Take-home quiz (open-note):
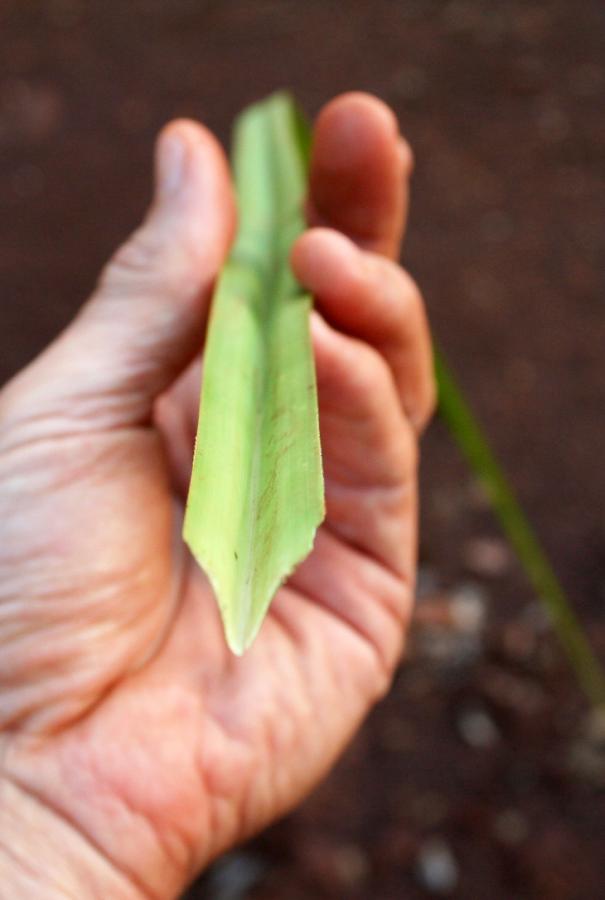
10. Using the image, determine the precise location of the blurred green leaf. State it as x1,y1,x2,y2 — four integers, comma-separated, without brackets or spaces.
435,350,605,707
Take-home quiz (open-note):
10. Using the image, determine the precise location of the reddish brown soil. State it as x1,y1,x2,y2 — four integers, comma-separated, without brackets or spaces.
1,2,604,898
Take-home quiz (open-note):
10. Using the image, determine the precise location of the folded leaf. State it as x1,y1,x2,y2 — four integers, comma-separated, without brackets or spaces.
184,92,324,655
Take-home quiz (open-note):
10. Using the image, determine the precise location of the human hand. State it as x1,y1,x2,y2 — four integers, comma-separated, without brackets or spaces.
0,94,434,899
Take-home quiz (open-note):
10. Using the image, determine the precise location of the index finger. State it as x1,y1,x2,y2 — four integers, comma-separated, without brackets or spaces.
307,93,412,260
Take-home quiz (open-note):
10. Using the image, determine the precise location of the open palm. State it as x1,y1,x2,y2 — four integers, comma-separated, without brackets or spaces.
0,95,434,899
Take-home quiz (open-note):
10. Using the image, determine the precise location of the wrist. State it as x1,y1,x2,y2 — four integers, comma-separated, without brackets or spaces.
0,776,144,900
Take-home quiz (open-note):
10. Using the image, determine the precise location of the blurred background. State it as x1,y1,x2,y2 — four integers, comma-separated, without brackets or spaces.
1,1,604,897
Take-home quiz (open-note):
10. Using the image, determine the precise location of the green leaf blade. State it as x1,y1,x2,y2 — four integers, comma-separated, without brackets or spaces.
435,349,605,707
183,93,324,654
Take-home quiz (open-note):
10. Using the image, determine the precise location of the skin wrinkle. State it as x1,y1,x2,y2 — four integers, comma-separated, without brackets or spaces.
299,523,414,630
304,240,421,343
200,615,319,841
0,428,177,736
1,685,109,736
100,230,202,297
1,655,133,733
0,612,158,732
193,734,246,870
317,394,415,475
200,710,283,865
309,203,397,250
0,556,160,632
39,690,210,897
0,772,150,900
320,335,396,404
203,613,351,860
0,550,158,614
322,476,416,573
0,586,156,656
0,564,169,732
320,420,416,484
290,561,405,684
0,365,154,435
259,619,314,782
0,838,78,899
0,425,160,478
268,589,387,731
96,767,191,892
271,596,389,763
1,538,187,735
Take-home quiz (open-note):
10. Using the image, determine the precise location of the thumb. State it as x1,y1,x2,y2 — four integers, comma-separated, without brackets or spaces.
1,120,235,434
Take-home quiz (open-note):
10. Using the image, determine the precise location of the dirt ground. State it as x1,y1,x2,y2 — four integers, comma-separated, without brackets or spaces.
1,1,604,897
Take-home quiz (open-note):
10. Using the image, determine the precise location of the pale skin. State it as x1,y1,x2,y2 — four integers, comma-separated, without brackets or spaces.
0,94,434,899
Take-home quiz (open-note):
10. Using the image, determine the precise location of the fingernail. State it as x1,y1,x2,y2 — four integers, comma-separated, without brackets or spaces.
157,131,186,197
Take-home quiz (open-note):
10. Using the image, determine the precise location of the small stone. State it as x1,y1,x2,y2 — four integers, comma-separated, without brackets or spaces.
415,838,459,894
411,583,487,669
204,851,267,900
450,584,486,634
463,536,511,577
456,706,500,748
299,838,370,892
413,594,453,629
568,709,605,787
410,619,478,666
480,666,547,717
330,844,369,890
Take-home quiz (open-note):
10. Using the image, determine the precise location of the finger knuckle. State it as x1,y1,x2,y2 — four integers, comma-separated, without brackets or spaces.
394,269,423,325
105,227,163,281
353,342,394,396
370,263,424,344
100,229,200,305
